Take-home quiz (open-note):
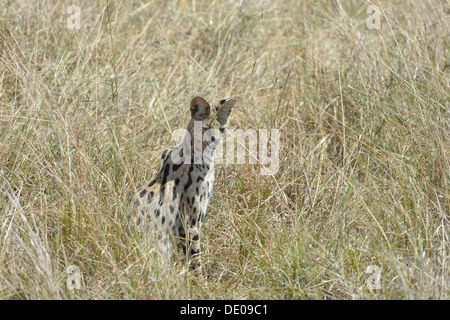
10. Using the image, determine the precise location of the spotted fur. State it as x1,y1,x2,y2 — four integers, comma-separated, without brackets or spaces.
130,96,236,271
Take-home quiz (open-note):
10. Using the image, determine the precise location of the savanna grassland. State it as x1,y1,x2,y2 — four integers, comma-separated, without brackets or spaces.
0,0,448,299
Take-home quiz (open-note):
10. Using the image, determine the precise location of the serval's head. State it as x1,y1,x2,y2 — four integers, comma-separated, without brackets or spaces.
187,96,236,151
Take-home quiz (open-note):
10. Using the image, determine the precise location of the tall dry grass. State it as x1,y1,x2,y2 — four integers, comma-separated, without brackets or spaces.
0,0,448,299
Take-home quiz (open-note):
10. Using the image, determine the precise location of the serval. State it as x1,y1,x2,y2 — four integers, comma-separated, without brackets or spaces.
130,96,236,271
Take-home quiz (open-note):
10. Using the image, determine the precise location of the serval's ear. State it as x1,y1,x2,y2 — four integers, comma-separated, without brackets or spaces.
217,98,236,125
190,96,211,120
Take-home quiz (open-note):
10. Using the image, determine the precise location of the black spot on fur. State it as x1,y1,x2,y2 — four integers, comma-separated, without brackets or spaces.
148,180,155,188
170,206,174,213
192,235,199,241
172,186,177,200
161,163,171,187
162,149,168,159
172,163,182,172
147,191,154,204
192,219,196,226
196,176,204,182
134,199,140,206
139,189,147,198
155,209,160,217
184,179,192,192
175,178,180,185
184,165,194,191
161,216,165,224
